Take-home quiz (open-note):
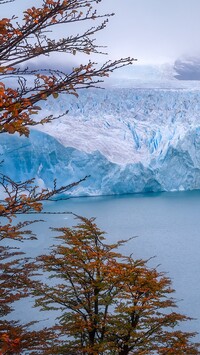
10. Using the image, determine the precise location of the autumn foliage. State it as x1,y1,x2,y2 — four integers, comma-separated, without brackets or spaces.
0,0,134,136
0,0,200,354
33,216,200,355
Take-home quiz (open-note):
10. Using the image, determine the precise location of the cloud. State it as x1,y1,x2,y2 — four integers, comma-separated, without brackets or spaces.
19,53,78,73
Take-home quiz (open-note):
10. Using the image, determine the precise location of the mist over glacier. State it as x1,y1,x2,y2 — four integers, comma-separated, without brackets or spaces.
2,72,200,196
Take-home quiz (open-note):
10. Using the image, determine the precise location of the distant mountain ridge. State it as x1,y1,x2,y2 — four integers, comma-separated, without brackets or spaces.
174,56,200,80
111,58,200,84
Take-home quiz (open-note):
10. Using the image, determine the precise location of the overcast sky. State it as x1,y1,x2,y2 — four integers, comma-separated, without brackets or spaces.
2,0,200,65
100,0,200,64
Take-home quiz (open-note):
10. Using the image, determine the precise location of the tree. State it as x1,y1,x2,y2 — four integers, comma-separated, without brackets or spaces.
0,177,85,354
0,0,134,352
0,0,134,136
34,216,200,355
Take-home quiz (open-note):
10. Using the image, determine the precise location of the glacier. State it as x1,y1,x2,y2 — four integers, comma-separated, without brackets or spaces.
2,80,200,196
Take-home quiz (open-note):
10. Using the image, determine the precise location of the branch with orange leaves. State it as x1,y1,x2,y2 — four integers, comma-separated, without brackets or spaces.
0,58,135,136
0,0,114,67
0,173,88,222
0,0,136,137
0,320,57,355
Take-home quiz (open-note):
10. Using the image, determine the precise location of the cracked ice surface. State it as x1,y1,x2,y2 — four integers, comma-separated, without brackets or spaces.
37,88,200,164
2,84,200,196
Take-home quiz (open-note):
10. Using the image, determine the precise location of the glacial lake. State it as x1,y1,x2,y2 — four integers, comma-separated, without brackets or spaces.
13,190,200,339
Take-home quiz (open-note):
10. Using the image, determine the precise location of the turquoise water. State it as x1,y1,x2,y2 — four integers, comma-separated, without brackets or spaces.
13,190,200,338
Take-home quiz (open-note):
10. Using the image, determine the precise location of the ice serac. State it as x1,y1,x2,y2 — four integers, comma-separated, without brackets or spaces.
2,85,200,196
0,130,162,196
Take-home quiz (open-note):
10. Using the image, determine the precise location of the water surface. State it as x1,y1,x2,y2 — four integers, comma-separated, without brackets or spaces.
14,190,200,338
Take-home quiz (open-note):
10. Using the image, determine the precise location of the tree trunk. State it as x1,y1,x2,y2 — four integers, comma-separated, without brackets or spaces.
118,345,129,355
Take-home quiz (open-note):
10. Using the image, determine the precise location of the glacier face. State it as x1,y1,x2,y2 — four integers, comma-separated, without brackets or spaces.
2,86,200,196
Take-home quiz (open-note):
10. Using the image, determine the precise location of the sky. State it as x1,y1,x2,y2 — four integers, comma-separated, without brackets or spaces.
99,0,200,64
2,0,200,65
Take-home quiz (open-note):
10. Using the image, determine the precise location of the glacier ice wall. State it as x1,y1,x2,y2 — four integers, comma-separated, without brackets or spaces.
2,87,200,196
0,130,163,196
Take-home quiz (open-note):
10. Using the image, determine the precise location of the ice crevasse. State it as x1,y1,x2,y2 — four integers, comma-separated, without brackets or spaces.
2,87,200,196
